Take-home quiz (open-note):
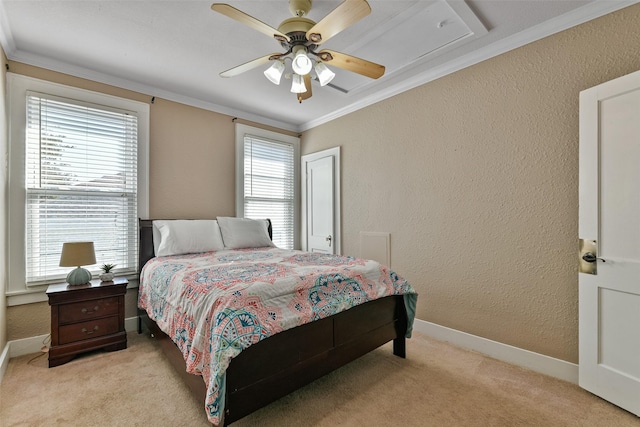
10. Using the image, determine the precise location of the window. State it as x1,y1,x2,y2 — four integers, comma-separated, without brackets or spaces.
25,93,138,284
235,124,299,249
8,74,149,299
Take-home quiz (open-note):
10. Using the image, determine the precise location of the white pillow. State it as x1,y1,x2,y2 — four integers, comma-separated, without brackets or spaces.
152,220,225,256
217,217,274,249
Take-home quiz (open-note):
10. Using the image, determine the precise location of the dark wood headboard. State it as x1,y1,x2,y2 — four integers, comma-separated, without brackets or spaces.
138,219,155,274
138,219,273,274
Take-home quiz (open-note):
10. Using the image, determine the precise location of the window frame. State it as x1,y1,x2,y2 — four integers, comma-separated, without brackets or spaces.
235,123,300,250
7,73,149,305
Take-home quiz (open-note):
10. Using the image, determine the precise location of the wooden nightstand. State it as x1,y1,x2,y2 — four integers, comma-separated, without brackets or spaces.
47,278,128,367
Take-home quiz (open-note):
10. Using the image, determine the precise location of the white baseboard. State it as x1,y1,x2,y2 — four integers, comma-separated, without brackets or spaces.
0,343,9,385
1,317,578,386
124,316,139,333
8,333,50,358
0,316,141,384
0,333,50,385
413,319,579,384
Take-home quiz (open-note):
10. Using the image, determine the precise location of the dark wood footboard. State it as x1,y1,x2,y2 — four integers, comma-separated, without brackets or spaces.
225,295,407,424
139,295,407,425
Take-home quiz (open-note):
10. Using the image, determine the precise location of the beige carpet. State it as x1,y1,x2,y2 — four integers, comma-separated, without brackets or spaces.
1,331,637,427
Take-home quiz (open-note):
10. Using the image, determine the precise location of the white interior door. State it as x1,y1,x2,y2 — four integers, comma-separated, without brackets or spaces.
306,156,334,253
302,147,340,254
579,69,640,417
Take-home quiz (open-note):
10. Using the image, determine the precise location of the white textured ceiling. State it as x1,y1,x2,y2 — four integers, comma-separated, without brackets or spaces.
0,0,636,131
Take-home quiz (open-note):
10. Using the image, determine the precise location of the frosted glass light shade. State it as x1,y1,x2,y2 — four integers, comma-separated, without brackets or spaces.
315,62,335,86
264,60,285,85
290,73,307,93
291,50,312,75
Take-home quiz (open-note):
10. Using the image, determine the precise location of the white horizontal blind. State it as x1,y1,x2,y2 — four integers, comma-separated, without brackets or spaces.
244,135,295,249
25,92,138,284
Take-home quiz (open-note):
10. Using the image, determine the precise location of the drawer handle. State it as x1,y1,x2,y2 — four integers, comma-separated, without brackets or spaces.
81,325,99,335
81,306,100,315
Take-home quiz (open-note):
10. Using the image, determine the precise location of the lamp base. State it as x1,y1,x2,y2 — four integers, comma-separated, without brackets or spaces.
66,267,92,286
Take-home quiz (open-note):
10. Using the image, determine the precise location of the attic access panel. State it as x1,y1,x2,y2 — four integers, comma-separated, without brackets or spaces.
326,0,487,94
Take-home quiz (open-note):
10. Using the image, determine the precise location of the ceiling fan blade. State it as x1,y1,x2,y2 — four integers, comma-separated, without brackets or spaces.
317,50,385,79
306,0,371,45
297,73,313,103
211,3,290,42
220,53,282,78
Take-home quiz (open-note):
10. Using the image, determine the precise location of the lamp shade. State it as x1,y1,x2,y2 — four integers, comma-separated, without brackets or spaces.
264,60,285,85
290,73,307,94
315,62,335,86
59,242,96,267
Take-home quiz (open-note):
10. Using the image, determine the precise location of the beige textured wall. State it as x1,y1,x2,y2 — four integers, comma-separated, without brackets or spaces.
301,4,640,363
0,45,8,351
149,98,235,219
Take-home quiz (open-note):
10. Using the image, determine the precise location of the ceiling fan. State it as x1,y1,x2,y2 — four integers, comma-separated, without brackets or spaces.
211,0,385,103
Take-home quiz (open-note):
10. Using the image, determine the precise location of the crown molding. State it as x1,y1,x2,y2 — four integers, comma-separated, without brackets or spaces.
0,0,16,56
1,0,637,133
299,0,640,131
3,49,298,132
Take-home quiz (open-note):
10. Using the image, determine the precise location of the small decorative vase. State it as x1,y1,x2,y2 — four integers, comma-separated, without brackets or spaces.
99,272,114,282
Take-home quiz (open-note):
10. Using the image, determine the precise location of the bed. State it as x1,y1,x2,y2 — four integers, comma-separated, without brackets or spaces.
137,218,417,426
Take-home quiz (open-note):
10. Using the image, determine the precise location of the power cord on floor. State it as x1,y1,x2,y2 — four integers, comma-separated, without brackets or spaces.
27,334,51,365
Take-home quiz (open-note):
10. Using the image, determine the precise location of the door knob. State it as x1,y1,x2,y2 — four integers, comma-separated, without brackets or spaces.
582,252,605,263
579,239,601,275
326,235,332,247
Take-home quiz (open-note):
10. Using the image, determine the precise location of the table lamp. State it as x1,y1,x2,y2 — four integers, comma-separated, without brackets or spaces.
59,242,96,285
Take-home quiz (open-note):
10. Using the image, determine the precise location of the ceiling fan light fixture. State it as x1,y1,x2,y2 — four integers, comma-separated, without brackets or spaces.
211,0,385,103
264,60,285,85
315,62,336,86
290,73,307,94
291,46,312,75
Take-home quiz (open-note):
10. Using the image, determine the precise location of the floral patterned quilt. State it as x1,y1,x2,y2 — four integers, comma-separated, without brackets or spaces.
138,247,417,425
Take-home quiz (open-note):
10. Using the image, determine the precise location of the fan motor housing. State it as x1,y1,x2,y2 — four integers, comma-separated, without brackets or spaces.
278,17,315,35
278,17,316,50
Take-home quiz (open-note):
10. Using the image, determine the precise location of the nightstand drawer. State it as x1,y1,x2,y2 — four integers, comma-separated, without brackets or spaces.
58,297,120,324
58,316,119,344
